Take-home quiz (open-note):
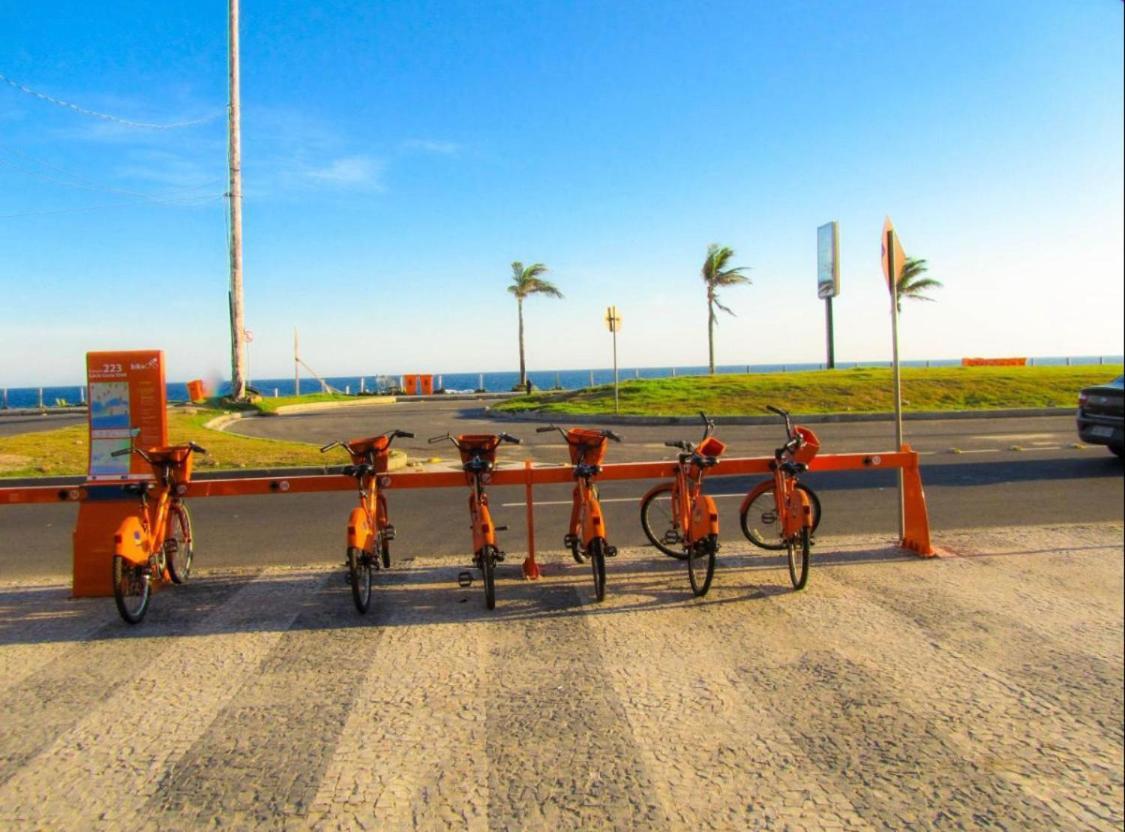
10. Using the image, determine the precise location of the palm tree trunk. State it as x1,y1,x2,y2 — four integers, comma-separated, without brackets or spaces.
517,297,526,386
707,294,715,374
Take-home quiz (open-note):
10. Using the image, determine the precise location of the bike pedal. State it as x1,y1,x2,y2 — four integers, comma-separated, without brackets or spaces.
563,533,578,548
494,551,506,562
605,546,618,557
383,525,396,542
457,571,473,588
494,525,509,533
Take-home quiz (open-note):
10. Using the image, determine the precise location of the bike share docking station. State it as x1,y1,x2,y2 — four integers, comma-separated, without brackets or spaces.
0,351,936,597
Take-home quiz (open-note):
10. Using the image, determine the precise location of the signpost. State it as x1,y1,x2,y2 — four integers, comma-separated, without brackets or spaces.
817,222,840,369
881,217,907,537
85,350,167,480
75,350,169,596
605,305,622,414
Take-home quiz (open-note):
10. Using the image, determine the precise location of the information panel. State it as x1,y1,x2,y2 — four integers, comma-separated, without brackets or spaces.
86,350,168,480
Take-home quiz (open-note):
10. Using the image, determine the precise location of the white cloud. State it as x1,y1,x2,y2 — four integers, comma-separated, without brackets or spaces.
402,138,461,155
304,155,384,189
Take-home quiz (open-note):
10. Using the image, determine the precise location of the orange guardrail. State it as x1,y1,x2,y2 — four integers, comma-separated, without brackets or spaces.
0,446,935,594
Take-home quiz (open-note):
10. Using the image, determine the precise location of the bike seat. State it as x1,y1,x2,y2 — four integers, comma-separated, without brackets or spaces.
343,464,375,478
122,482,151,496
575,462,601,478
778,461,807,475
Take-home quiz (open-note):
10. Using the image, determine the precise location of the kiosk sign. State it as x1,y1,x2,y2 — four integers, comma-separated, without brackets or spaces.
86,350,168,480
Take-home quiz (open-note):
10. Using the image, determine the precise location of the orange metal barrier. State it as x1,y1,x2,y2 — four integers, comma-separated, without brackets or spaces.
0,446,935,594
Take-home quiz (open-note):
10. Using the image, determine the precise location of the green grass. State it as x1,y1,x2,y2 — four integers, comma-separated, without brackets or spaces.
493,365,1122,417
0,406,334,478
250,392,360,414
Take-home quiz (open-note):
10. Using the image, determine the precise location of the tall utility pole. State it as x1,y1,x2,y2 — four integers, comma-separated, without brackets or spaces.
883,220,906,539
227,0,247,400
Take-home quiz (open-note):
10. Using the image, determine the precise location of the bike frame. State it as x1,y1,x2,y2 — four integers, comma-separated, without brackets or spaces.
114,449,195,569
641,416,723,550
764,407,821,539
467,471,497,555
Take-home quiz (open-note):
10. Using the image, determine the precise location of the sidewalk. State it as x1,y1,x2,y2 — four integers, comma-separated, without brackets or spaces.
0,524,1121,830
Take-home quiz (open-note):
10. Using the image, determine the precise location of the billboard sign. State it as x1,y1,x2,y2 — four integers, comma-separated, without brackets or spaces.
817,222,840,299
86,350,168,480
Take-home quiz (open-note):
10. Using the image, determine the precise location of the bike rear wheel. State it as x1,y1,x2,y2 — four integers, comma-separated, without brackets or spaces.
589,538,607,602
688,534,717,597
166,503,193,584
740,483,821,550
787,527,811,590
113,554,151,624
640,483,687,559
348,546,373,613
480,546,497,610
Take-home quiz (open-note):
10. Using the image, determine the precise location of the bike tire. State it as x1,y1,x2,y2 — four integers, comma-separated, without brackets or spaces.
787,526,811,591
687,534,717,597
379,535,391,570
740,482,821,551
481,546,496,610
166,503,194,584
640,483,687,559
348,547,373,613
113,554,151,624
589,538,607,602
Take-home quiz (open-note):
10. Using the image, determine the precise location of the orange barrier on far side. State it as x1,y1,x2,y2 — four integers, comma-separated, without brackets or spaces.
961,357,1027,366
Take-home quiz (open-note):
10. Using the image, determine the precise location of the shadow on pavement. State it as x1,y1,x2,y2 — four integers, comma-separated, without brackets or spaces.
0,543,926,648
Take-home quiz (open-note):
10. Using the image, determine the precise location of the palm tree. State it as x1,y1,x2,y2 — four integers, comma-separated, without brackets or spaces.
508,261,563,388
701,244,751,374
895,257,943,313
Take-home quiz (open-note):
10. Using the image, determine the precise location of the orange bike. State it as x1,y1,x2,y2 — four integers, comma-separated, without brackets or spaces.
428,431,522,609
320,429,414,613
536,424,622,601
639,412,727,596
110,437,206,624
748,405,821,589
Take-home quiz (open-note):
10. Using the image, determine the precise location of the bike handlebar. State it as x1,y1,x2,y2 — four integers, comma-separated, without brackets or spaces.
111,442,206,460
322,430,414,454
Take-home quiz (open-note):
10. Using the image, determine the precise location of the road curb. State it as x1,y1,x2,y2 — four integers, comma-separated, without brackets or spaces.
485,406,1076,426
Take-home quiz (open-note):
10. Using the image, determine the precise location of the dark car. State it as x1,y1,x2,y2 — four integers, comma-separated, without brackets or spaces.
1077,375,1124,457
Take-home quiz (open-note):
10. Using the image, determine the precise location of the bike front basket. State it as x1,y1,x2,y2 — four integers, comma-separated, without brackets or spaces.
565,428,610,465
698,436,726,458
456,435,501,465
347,434,393,472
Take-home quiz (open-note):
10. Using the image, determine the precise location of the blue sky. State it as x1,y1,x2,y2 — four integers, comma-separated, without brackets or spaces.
2,0,1122,385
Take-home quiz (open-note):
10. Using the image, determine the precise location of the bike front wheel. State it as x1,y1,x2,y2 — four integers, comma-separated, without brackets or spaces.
740,482,821,551
640,483,687,559
113,554,151,624
688,534,717,597
589,538,607,602
787,527,811,590
166,503,194,584
348,547,373,613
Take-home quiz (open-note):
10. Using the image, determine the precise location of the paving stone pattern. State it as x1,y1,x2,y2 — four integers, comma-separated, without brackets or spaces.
0,524,1121,831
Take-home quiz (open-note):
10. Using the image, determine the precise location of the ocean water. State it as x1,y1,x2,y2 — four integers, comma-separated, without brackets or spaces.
3,356,1121,409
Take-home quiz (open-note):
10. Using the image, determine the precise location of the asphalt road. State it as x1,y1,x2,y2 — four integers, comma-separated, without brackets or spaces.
1,400,1121,580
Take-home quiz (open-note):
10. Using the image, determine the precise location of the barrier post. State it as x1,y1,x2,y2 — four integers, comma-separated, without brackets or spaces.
522,460,541,579
899,444,935,556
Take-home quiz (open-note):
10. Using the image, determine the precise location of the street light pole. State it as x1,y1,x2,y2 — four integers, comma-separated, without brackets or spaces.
227,0,247,401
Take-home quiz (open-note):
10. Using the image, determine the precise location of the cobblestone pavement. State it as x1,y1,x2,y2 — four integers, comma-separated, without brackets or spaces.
0,524,1121,831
